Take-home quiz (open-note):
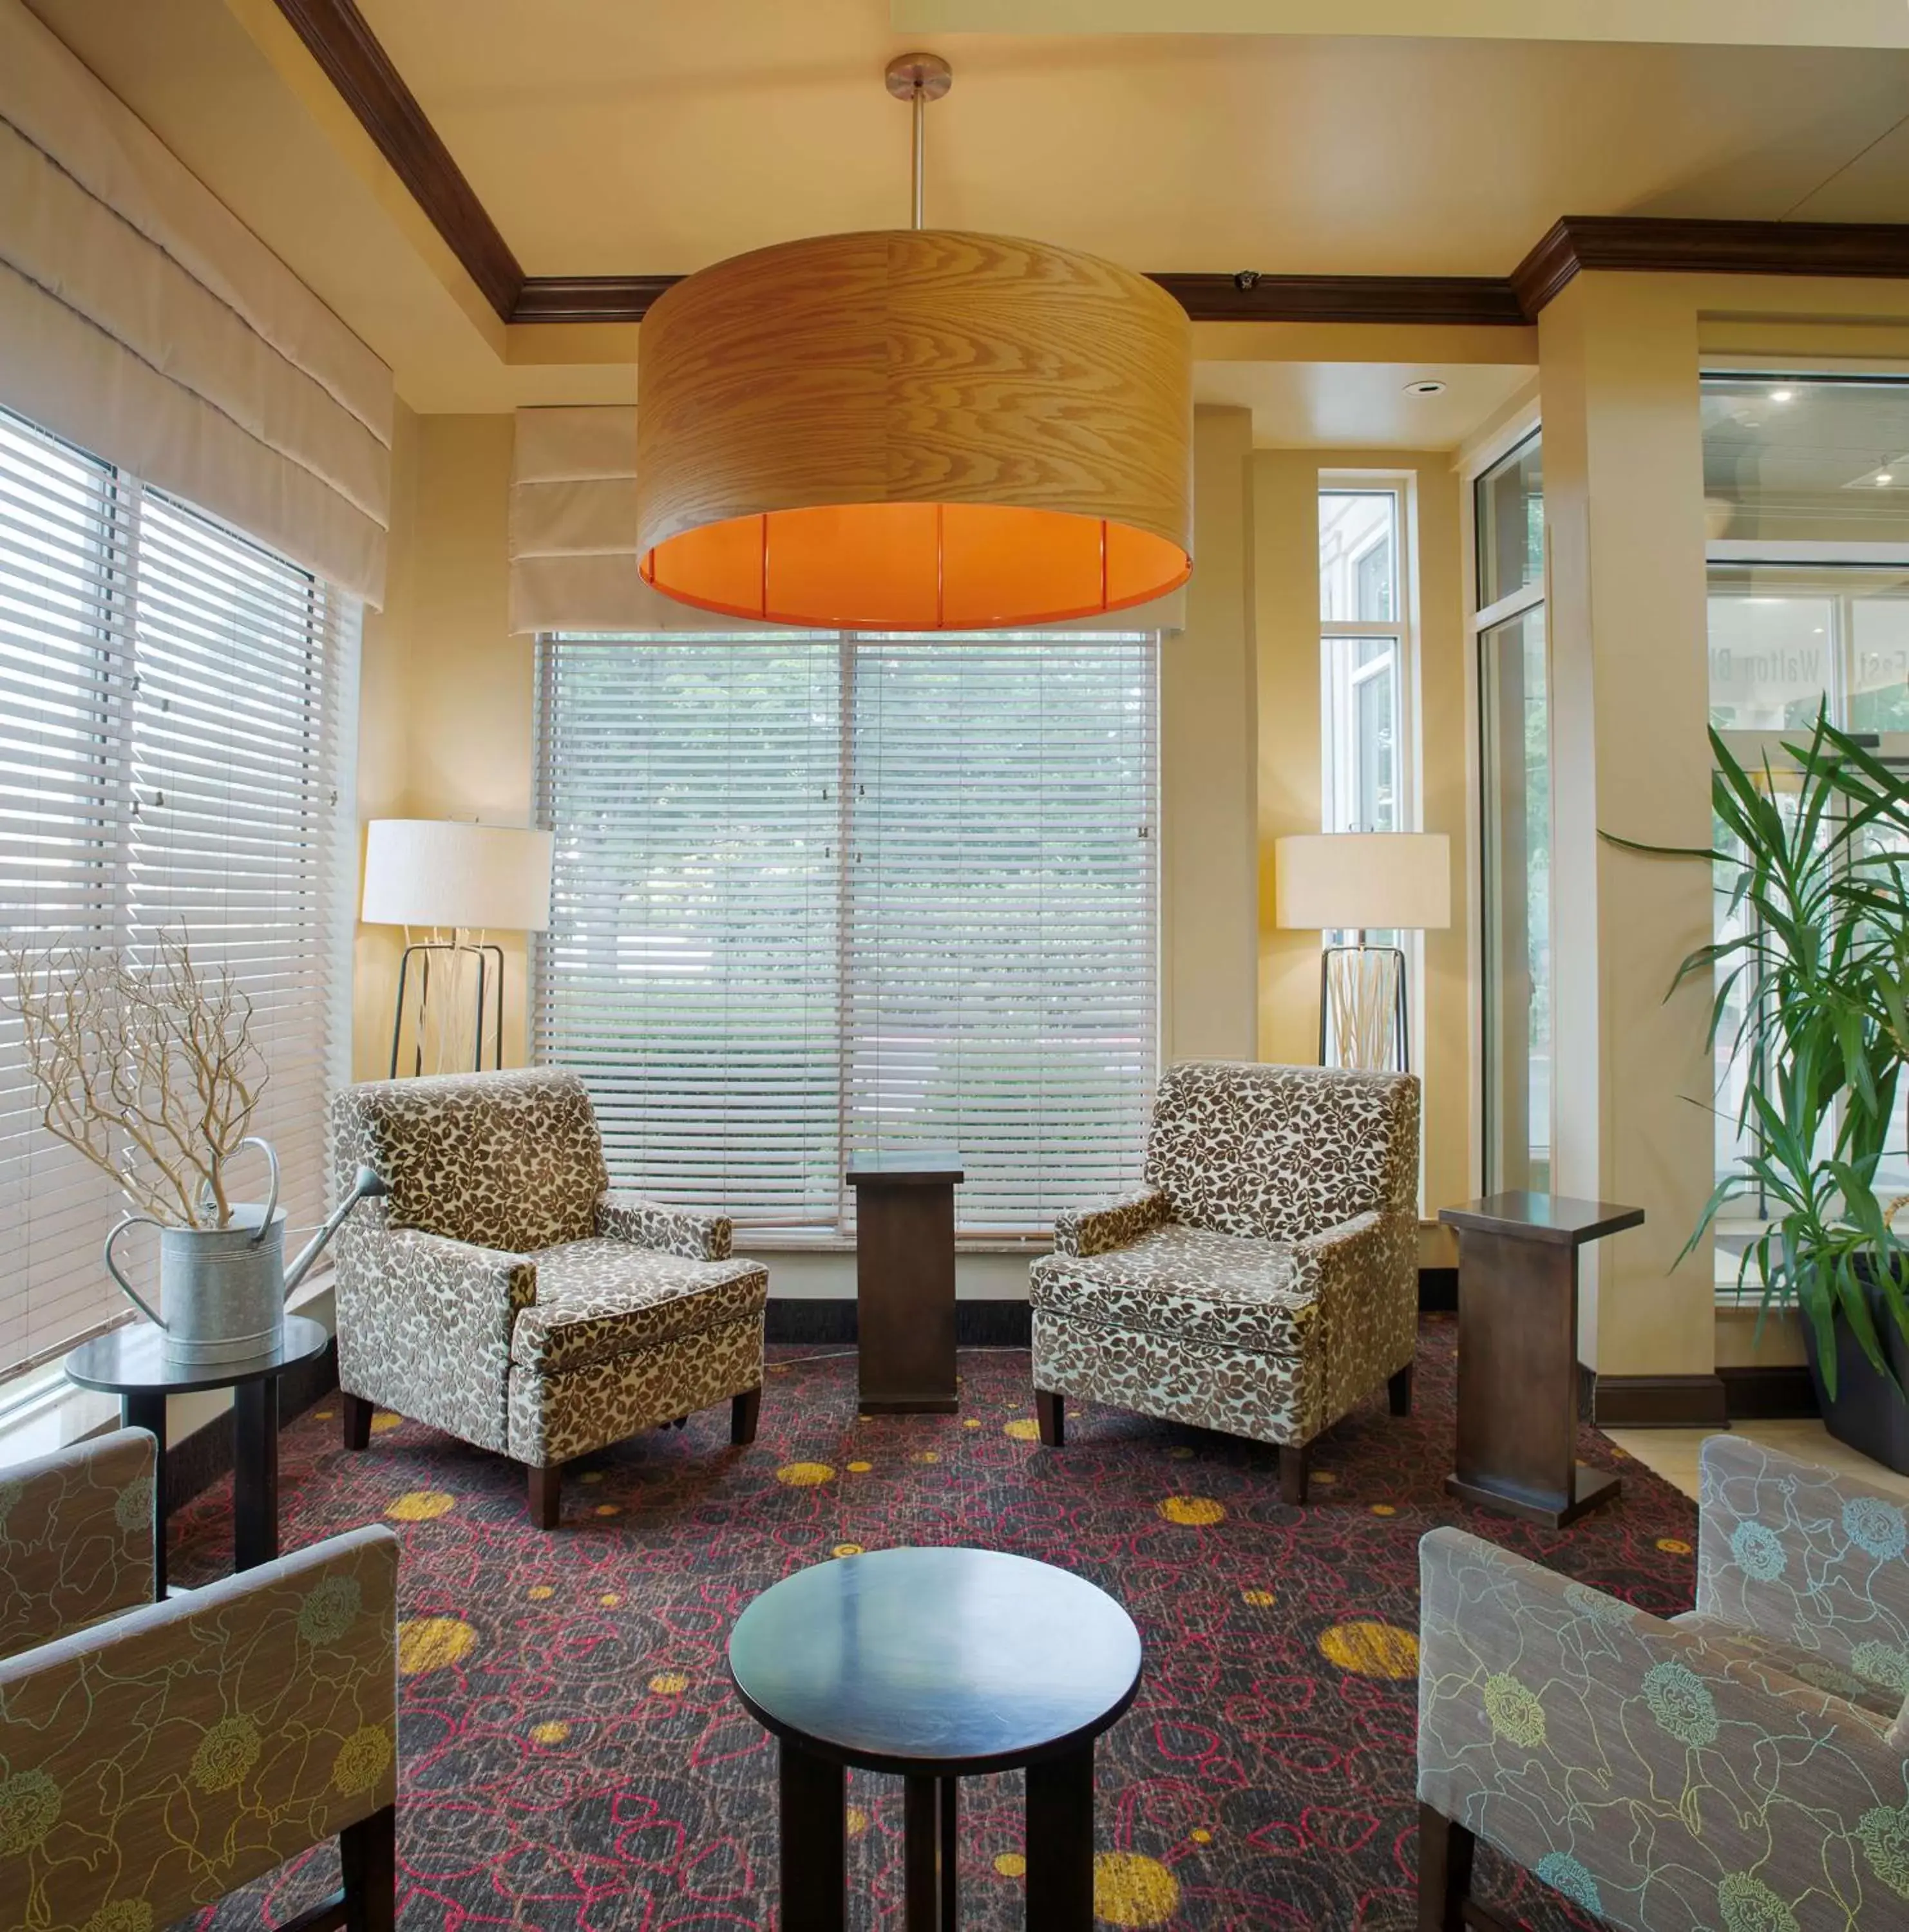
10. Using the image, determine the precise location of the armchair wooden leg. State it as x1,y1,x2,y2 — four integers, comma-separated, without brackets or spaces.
1036,1388,1064,1447
341,1393,372,1452
527,1461,562,1530
1279,1443,1309,1506
1389,1363,1414,1417
1417,1802,1476,1932
342,1802,397,1932
732,1387,761,1445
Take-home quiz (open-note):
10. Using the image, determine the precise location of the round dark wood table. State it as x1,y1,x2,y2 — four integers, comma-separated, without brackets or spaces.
64,1313,330,1597
727,1546,1143,1931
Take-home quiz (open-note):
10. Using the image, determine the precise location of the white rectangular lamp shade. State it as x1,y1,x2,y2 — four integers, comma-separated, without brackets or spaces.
361,820,555,932
1274,833,1452,932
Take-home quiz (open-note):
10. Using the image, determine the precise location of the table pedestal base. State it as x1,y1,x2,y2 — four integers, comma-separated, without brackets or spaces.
1447,1463,1622,1531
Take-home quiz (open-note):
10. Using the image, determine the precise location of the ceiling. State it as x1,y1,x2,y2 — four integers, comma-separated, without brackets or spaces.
24,0,1909,431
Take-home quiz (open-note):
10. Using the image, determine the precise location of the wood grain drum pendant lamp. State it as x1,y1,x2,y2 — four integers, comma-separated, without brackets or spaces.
634,54,1193,631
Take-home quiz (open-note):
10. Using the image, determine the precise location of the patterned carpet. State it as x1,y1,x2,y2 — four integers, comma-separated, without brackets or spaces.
171,1315,1699,1931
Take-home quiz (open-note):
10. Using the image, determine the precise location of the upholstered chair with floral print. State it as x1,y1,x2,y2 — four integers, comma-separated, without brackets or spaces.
330,1067,768,1528
0,1426,399,1930
1419,1433,1909,1930
1030,1060,1420,1502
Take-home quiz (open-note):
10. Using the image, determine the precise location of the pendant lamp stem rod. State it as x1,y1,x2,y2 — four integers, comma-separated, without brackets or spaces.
886,53,951,234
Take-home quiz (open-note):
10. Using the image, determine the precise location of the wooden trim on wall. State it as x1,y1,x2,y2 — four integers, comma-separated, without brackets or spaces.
271,0,524,321
1583,1370,1729,1430
1718,1364,1820,1421
274,0,1909,336
1512,215,1909,318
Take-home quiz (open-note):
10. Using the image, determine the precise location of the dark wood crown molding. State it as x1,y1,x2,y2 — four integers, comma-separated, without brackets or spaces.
275,0,1909,342
271,0,524,321
1513,214,1909,317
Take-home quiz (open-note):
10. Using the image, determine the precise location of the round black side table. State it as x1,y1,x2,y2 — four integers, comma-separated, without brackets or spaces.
727,1546,1143,1931
64,1313,330,1597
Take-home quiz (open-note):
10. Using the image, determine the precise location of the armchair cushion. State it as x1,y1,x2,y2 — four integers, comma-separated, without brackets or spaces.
1030,1226,1312,1353
509,1240,770,1374
0,1426,154,1659
597,1188,733,1262
1143,1060,1419,1241
333,1066,607,1252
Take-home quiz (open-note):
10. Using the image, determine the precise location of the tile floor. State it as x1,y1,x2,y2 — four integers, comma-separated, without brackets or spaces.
1607,1416,1909,1503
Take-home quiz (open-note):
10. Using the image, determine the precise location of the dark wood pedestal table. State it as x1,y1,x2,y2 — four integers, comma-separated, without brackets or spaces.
1439,1192,1645,1530
847,1148,963,1414
728,1546,1143,1931
64,1313,330,1597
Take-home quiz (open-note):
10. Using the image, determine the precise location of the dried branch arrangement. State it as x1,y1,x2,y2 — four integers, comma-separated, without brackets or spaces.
3,931,267,1227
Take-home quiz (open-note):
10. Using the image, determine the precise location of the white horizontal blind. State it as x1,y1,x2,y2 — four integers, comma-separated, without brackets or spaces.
0,404,354,1380
533,638,844,1222
847,638,1157,1228
534,632,1158,1236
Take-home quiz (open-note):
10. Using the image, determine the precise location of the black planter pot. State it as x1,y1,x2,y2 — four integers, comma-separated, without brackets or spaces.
1801,1258,1909,1475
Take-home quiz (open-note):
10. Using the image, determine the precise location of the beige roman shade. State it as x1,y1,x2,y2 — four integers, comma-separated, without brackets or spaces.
510,406,1184,636
0,0,393,605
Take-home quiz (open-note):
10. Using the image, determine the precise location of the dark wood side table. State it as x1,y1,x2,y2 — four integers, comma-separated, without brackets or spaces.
1439,1193,1645,1530
847,1148,963,1414
64,1313,330,1596
728,1546,1143,1931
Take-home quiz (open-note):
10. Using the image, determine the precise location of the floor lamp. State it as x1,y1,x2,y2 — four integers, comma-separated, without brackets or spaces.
361,820,555,1078
1275,833,1451,1072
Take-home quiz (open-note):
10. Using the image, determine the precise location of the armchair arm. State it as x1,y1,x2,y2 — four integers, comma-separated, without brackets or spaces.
597,1188,733,1261
1291,1209,1418,1421
332,1222,537,1453
0,1524,399,1931
1053,1188,1169,1258
1697,1432,1909,1701
1420,1526,1909,1929
0,1426,154,1660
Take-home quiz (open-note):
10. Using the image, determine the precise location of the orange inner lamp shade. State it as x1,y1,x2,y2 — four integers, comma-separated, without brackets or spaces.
640,503,1190,630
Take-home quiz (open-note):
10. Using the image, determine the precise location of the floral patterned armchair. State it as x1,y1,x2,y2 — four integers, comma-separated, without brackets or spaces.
331,1068,768,1528
1419,1434,1909,1929
0,1427,399,1929
1029,1061,1421,1502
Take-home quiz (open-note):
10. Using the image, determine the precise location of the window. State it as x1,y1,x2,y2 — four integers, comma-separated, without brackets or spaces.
0,406,356,1381
1701,375,1909,1229
1473,433,1550,1193
1319,489,1403,837
533,633,1157,1236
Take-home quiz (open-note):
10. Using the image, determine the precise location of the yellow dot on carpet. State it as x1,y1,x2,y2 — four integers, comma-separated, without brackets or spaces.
599,1593,622,1607
848,1461,873,1473
833,1544,864,1558
1371,1504,1398,1517
581,1470,604,1485
1311,1471,1338,1487
530,1721,569,1745
1657,1537,1691,1555
1158,1496,1225,1526
1003,1419,1040,1441
777,1462,835,1487
397,1616,477,1676
527,1586,554,1600
386,1490,455,1522
846,1805,870,1839
648,1671,689,1695
370,1412,401,1434
1094,1852,1180,1926
1168,1446,1194,1461
1318,1620,1419,1680
594,1503,622,1517
1190,1828,1212,1845
314,1409,334,1421
964,1417,982,1428
1240,1588,1276,1608
915,1451,941,1464
993,1853,1027,1880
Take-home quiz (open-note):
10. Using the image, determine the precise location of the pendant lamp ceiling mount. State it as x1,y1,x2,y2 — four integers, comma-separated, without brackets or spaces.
634,53,1193,632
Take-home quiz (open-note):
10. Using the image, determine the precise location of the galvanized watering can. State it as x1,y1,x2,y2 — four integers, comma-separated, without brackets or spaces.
104,1137,388,1365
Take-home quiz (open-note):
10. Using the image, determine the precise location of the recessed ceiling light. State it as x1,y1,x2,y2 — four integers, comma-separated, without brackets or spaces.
1770,387,1796,402
1403,379,1447,397
1878,473,1895,487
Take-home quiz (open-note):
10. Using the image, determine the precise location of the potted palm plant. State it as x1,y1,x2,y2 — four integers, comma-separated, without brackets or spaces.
1618,712,1909,1468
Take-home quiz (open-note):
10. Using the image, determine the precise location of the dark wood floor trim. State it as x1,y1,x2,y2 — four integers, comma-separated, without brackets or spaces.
271,0,524,321
1586,1370,1729,1430
1720,1363,1820,1421
1512,214,1909,317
